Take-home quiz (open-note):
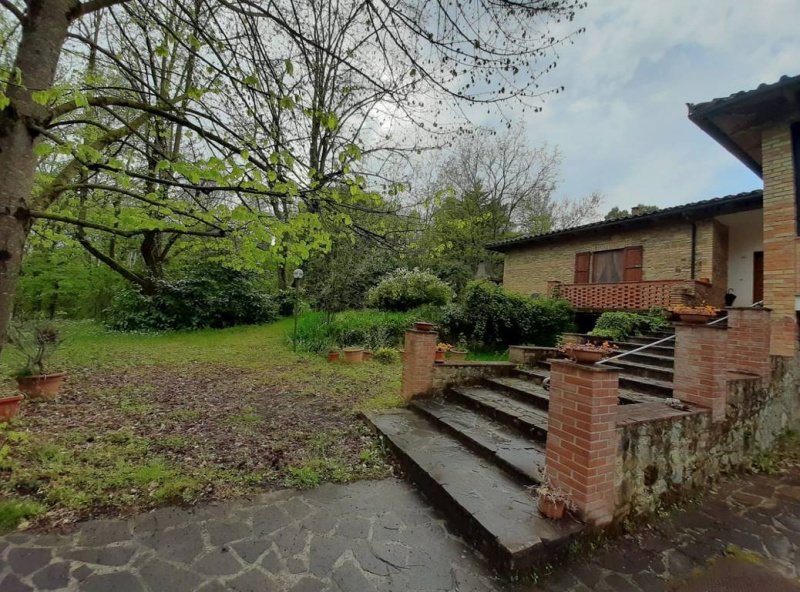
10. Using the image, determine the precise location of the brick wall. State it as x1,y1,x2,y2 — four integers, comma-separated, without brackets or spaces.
401,330,438,401
673,324,728,421
762,124,798,356
726,308,771,378
546,360,618,526
502,218,725,306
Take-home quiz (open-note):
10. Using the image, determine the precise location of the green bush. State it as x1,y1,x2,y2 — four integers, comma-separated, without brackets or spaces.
588,310,670,342
106,263,279,331
366,268,453,312
373,347,399,364
291,307,446,353
441,281,573,348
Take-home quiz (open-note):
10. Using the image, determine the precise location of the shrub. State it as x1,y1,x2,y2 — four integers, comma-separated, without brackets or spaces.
441,281,573,348
366,268,453,312
291,306,447,353
373,347,399,364
588,310,670,342
106,263,278,331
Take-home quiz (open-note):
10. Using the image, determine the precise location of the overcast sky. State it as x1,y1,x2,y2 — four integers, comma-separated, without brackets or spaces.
515,0,800,212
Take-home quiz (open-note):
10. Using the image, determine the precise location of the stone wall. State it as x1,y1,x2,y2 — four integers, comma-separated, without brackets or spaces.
501,218,724,303
615,356,800,518
429,362,514,395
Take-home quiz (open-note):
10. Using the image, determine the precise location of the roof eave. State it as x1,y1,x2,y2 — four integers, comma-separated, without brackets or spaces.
687,110,763,177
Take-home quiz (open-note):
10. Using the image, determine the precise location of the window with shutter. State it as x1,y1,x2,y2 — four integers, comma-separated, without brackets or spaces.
574,252,591,283
592,249,624,283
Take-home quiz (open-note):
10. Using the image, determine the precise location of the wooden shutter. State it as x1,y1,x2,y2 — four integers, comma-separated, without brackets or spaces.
574,252,591,284
623,246,644,282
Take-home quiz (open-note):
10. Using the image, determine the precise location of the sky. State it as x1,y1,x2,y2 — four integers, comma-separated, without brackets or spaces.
513,0,800,212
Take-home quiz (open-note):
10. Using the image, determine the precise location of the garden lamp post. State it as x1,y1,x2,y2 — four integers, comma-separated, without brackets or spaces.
292,268,304,352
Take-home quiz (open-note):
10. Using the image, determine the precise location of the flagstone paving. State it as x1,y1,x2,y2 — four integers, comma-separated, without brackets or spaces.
4,468,800,591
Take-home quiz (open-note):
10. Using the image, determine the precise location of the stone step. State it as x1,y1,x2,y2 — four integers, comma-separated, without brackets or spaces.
447,386,549,441
483,376,550,411
367,409,583,572
513,366,549,386
612,350,674,369
410,398,545,484
611,340,675,356
601,359,674,383
618,389,669,405
532,359,673,399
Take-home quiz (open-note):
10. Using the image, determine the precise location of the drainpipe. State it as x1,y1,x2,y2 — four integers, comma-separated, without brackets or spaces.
690,222,697,280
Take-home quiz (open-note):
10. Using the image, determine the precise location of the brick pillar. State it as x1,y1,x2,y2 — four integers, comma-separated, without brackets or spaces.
401,329,438,401
726,308,771,378
673,323,728,421
545,360,618,526
762,124,798,357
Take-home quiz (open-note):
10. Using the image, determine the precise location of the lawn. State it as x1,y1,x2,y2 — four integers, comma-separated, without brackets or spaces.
0,317,403,531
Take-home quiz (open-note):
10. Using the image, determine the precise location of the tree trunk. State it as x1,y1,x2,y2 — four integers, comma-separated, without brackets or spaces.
0,0,77,352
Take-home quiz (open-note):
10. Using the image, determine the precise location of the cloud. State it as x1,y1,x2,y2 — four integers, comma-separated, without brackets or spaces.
516,0,800,211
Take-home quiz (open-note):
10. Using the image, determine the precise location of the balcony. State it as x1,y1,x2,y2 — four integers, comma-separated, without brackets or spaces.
548,279,713,311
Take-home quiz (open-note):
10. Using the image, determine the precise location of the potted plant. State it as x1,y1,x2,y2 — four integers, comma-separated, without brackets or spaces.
558,341,616,365
669,304,718,324
414,321,436,332
448,336,468,361
435,342,451,363
6,323,67,401
343,346,364,363
536,479,574,520
0,393,24,421
326,349,340,362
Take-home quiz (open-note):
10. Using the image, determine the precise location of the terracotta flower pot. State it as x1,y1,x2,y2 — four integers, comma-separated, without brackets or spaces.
568,349,606,364
0,395,24,421
538,496,566,520
343,347,364,363
414,322,435,332
678,313,714,324
448,350,467,361
327,351,340,362
362,351,373,362
434,350,446,363
16,372,67,401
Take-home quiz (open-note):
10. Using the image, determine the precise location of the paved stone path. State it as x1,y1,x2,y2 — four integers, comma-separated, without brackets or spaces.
4,469,800,591
0,479,503,591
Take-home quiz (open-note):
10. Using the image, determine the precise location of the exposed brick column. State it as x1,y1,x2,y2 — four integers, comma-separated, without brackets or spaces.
545,360,618,526
673,323,728,421
726,308,771,378
401,329,438,401
762,124,798,357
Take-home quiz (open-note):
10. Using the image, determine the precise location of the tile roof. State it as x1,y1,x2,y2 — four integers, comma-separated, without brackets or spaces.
486,189,763,251
687,74,800,117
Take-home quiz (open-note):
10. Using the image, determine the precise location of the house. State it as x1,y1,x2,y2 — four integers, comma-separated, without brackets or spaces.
488,74,800,357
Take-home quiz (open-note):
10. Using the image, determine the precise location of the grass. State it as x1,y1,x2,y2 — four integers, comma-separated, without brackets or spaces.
0,315,403,532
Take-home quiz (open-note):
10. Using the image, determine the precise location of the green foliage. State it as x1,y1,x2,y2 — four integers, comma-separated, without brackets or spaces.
588,310,669,342
441,281,573,347
373,347,399,364
366,268,453,312
5,322,63,377
106,262,279,331
292,309,431,353
0,500,45,533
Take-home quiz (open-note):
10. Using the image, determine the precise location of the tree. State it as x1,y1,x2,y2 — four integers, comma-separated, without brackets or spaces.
605,204,660,221
0,0,586,351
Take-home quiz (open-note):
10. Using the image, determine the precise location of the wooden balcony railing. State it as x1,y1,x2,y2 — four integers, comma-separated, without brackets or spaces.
548,279,713,311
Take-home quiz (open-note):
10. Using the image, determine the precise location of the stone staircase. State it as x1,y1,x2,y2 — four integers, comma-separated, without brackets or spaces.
367,328,676,572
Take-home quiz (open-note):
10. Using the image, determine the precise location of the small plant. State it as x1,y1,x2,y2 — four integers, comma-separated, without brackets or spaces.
5,322,63,378
669,304,718,316
558,341,617,364
436,342,453,353
373,347,399,364
533,472,575,520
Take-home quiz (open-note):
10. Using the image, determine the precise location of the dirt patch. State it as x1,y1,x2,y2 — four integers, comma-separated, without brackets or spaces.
1,362,393,530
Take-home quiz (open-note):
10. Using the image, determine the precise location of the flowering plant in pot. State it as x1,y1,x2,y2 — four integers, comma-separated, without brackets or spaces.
558,341,616,364
669,304,718,324
6,322,66,401
534,475,574,520
435,342,451,363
